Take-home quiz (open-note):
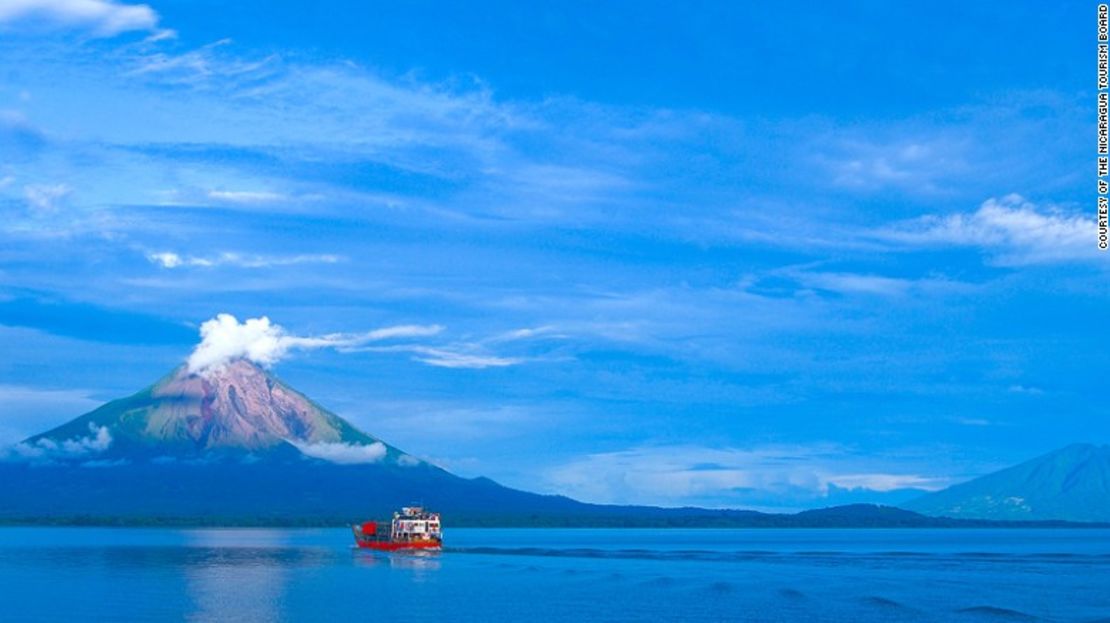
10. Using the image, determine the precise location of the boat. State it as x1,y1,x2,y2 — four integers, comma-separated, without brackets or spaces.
352,506,443,551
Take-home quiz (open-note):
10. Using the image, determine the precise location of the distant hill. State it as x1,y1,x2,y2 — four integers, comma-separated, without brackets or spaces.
903,444,1110,522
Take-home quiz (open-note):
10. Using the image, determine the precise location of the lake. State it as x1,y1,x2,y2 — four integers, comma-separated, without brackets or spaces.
1,527,1108,622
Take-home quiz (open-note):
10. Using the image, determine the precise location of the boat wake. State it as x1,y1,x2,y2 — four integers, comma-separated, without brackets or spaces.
443,546,1110,566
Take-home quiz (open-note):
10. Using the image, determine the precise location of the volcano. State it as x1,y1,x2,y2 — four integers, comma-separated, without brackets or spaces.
903,444,1110,522
24,359,403,462
0,359,611,524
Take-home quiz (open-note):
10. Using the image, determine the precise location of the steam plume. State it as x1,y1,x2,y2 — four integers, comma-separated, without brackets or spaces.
186,313,443,373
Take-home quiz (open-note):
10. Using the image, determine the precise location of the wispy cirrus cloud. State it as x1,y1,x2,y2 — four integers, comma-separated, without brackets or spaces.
341,324,560,369
120,38,520,153
789,271,925,297
23,183,70,214
718,194,1098,269
147,251,342,269
205,190,290,204
406,347,522,369
0,34,639,234
821,137,969,195
355,344,523,369
782,269,976,298
126,38,276,86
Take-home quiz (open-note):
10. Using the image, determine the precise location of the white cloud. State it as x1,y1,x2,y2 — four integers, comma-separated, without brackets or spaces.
397,454,423,467
188,315,285,372
782,269,974,298
342,326,550,370
139,26,173,42
0,0,159,37
546,444,947,508
147,251,183,268
409,347,522,369
821,138,967,194
826,473,939,491
488,326,565,342
185,313,444,373
358,344,523,369
878,194,1096,265
127,38,280,88
1008,384,1044,396
293,440,387,464
147,251,342,269
23,183,70,214
798,272,913,296
4,423,112,461
206,190,289,204
359,325,445,341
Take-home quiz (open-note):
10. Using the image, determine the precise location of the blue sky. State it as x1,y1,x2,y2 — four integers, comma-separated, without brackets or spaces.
0,0,1103,511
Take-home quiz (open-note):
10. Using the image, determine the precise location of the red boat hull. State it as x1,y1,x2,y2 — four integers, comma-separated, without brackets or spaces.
355,540,441,551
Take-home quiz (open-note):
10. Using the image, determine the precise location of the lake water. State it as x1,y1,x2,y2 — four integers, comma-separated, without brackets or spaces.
1,527,1108,622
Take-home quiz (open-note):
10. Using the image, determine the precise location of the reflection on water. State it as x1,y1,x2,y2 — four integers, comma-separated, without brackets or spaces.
389,550,442,580
182,528,294,548
353,548,441,582
180,531,443,619
185,551,288,623
181,531,339,622
1,528,1109,622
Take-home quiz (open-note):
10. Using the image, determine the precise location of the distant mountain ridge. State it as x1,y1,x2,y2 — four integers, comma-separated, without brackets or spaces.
903,444,1110,522
2,359,1107,526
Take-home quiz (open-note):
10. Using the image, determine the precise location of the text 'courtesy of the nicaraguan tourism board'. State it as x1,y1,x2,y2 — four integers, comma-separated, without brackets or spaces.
1098,5,1110,249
